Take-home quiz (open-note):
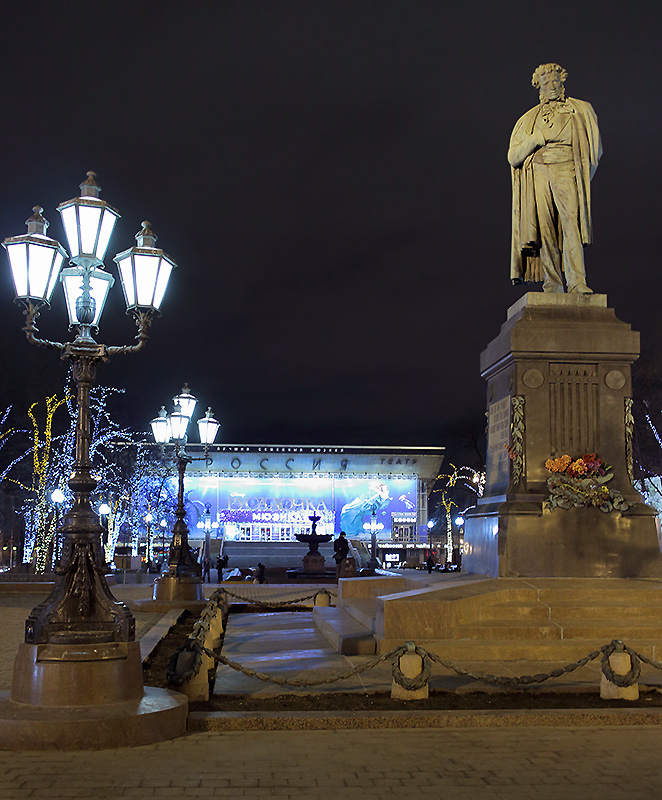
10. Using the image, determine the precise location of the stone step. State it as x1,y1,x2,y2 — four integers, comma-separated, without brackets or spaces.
479,601,551,622
458,621,563,640
535,587,662,604
557,620,662,639
548,602,662,620
479,599,662,623
459,618,662,641
339,598,378,632
312,606,376,655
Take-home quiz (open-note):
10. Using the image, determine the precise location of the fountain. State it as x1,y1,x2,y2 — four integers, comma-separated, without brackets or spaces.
295,514,333,573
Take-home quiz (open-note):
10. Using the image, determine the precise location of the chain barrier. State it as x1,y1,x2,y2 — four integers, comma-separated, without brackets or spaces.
209,587,333,609
164,587,650,693
168,634,657,692
194,641,409,688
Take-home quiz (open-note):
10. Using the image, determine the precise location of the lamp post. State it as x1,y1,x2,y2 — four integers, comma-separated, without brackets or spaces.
144,512,153,569
160,518,167,564
51,488,66,564
363,509,384,570
3,173,174,645
0,172,186,749
98,501,111,558
150,389,220,603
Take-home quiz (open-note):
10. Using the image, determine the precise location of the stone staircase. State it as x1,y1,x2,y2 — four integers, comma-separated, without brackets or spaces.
314,576,662,662
220,540,335,570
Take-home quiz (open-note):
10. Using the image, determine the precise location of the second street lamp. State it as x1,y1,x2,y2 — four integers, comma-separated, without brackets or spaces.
150,387,221,604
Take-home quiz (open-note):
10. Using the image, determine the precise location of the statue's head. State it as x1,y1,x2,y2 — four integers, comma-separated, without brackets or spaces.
532,63,567,103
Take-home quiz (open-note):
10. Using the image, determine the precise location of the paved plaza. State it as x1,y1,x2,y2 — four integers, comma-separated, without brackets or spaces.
2,580,662,797
2,727,662,798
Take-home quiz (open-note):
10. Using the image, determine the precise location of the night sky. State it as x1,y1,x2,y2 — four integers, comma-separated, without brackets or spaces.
0,2,660,452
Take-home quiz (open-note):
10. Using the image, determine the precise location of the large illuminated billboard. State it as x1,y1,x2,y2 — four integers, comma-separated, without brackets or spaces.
181,474,418,540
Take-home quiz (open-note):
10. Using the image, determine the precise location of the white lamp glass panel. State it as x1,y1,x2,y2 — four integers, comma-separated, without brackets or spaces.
28,243,56,299
96,209,118,261
45,252,64,301
78,205,102,256
60,205,80,256
61,272,83,325
198,417,220,445
152,260,172,310
88,271,114,326
7,242,28,297
134,253,159,306
150,415,171,445
118,257,136,307
174,393,196,419
114,256,135,308
169,413,189,441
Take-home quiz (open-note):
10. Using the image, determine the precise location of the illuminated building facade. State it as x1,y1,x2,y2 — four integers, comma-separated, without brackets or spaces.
181,444,443,546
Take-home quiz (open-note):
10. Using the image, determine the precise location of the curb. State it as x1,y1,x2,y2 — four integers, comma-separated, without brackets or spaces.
188,706,662,732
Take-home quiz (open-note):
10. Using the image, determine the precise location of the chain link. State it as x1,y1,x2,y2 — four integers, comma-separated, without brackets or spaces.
209,587,332,609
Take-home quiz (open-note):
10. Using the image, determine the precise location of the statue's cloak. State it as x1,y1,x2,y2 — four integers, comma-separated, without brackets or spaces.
509,97,602,282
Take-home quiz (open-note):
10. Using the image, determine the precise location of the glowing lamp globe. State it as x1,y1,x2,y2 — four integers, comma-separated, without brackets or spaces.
2,207,67,305
169,402,191,443
197,407,220,446
99,503,111,516
60,264,114,330
57,172,120,266
173,384,196,419
150,406,171,445
114,222,176,313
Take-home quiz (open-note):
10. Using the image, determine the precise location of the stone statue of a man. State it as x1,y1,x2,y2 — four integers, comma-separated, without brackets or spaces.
509,64,602,293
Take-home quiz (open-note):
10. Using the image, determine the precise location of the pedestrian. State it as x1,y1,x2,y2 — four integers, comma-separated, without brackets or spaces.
203,557,211,583
425,554,434,574
257,562,266,584
216,553,223,582
333,531,350,582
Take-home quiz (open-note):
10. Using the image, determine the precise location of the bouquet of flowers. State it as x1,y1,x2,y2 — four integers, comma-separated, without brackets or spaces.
544,453,631,513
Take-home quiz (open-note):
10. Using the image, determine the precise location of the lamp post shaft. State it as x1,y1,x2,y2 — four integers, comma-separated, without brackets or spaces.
25,352,135,645
165,450,202,578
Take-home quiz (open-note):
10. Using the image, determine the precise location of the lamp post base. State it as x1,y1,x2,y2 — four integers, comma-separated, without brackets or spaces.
152,574,205,603
0,641,187,750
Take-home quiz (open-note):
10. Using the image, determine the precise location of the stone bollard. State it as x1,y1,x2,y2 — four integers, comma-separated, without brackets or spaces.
208,608,226,650
314,590,331,607
600,641,639,701
180,646,215,702
391,643,429,700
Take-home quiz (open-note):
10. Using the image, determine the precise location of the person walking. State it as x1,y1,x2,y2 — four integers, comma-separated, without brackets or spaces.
333,531,350,582
257,562,266,584
425,554,434,574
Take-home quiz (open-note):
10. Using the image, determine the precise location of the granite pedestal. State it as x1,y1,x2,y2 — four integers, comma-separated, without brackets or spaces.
464,293,662,578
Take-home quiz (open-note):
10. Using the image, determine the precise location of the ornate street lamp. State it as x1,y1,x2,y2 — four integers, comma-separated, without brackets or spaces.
3,171,174,646
0,173,186,748
150,388,221,603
